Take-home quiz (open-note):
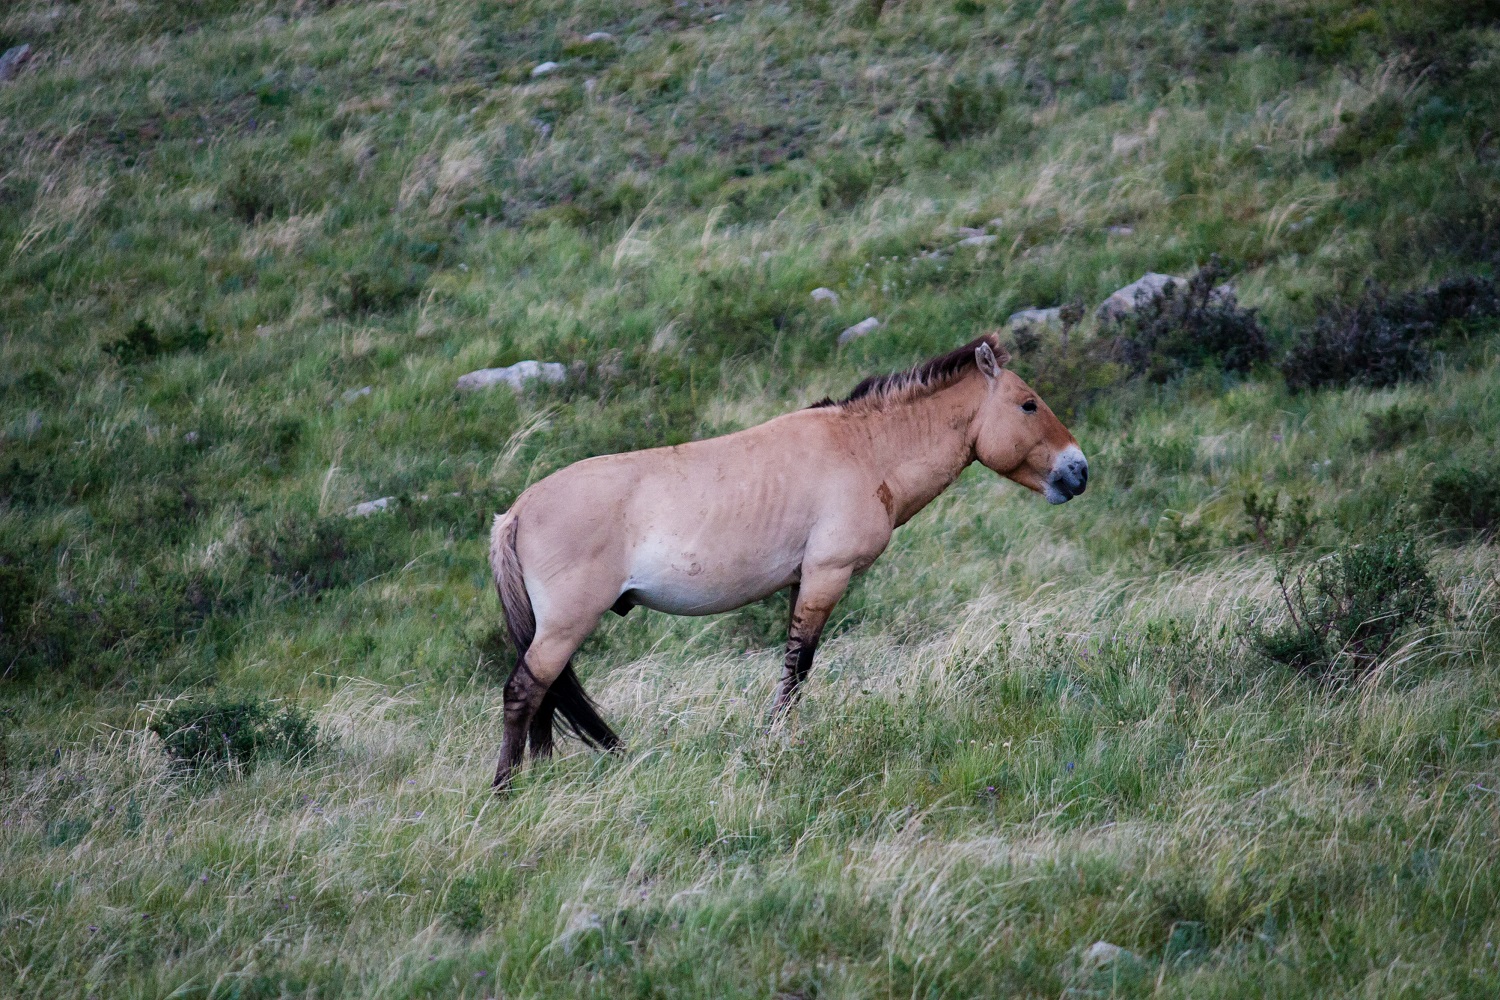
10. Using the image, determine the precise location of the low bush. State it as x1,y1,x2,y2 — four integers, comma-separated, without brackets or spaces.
104,318,213,364
1253,523,1441,678
919,76,1012,145
1241,489,1317,553
224,161,288,224
151,697,322,772
1360,403,1426,450
1109,259,1271,382
1425,460,1500,538
1281,274,1500,391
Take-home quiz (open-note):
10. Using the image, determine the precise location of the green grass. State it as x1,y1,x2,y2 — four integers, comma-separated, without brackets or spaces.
4,0,1500,996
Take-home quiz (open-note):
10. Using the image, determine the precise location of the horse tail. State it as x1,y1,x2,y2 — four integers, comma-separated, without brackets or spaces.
491,512,535,656
490,512,622,752
547,663,623,751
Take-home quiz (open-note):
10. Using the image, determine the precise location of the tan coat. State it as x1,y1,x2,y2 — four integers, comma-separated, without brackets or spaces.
488,334,1087,787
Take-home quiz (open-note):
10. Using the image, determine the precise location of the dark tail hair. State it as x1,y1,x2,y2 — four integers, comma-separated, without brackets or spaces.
491,514,621,751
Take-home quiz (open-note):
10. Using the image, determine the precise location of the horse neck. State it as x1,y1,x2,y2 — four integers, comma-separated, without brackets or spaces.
858,374,983,525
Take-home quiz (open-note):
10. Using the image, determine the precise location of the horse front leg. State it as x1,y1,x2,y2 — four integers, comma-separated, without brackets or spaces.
771,567,852,718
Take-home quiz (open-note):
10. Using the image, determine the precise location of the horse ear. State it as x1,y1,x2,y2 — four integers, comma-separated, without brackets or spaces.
975,341,1007,381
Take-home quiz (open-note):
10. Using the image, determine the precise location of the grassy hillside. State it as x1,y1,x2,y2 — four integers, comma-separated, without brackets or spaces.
4,1,1500,996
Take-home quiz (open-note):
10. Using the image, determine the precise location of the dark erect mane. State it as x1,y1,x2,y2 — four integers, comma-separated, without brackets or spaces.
810,333,1008,410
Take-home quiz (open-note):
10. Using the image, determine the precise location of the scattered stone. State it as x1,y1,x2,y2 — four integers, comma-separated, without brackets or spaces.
183,430,200,445
23,411,42,437
1082,941,1143,970
1097,272,1186,320
349,497,394,517
456,360,567,392
584,31,614,42
342,385,372,402
957,234,997,247
530,61,560,78
1112,133,1146,157
810,287,840,305
0,44,31,82
838,317,881,345
1107,225,1134,236
1008,307,1062,328
957,226,988,238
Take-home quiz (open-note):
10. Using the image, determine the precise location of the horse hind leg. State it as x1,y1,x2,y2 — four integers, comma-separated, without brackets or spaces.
493,604,616,791
528,688,558,760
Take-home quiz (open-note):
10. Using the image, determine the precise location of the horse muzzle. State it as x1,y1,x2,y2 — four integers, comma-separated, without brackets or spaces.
1044,446,1088,504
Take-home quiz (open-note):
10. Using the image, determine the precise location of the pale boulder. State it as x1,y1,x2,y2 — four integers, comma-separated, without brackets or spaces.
456,360,567,392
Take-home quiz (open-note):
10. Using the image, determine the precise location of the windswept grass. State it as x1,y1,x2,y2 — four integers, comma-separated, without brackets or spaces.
4,0,1500,996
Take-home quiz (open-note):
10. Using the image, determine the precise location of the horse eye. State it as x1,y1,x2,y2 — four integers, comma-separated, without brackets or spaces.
1021,399,1038,413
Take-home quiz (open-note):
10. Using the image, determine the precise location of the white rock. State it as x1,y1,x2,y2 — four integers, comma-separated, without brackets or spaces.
584,31,614,42
342,385,372,402
957,226,988,238
1097,272,1185,320
838,317,881,345
1082,941,1141,969
1107,225,1134,236
531,61,560,78
0,44,31,83
456,360,567,392
1008,307,1062,328
349,497,394,517
810,287,840,305
957,234,997,247
183,430,200,445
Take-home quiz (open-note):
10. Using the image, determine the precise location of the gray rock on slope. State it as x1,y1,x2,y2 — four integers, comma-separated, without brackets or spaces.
0,44,32,82
456,360,567,392
1096,272,1186,320
838,316,881,344
1007,307,1062,328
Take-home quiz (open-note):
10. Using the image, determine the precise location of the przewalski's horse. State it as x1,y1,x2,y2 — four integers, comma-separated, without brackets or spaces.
488,332,1087,788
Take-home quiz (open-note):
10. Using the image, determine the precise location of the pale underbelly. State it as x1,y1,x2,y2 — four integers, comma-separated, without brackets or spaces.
624,544,802,617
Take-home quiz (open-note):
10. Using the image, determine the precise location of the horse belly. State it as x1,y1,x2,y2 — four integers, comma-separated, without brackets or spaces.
625,537,801,616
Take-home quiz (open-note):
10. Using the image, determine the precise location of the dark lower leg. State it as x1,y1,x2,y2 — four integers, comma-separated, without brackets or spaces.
493,660,544,789
528,694,556,760
772,633,818,716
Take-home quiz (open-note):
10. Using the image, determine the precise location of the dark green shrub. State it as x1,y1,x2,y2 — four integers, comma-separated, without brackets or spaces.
815,150,902,209
1425,461,1500,538
1109,259,1270,382
919,76,1010,145
1241,489,1316,553
1327,94,1408,170
1361,404,1425,450
104,318,213,364
224,161,286,224
247,512,408,597
151,697,322,772
1253,526,1441,678
1280,275,1500,391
